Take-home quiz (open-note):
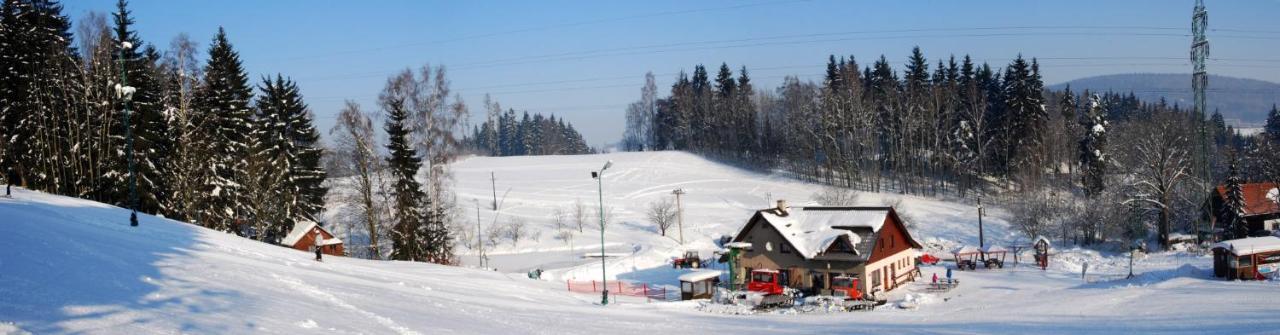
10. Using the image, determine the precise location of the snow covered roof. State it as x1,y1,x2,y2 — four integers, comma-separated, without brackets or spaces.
281,220,341,247
1214,183,1280,216
756,207,894,259
1213,236,1280,256
982,245,1008,253
678,270,723,282
953,245,981,255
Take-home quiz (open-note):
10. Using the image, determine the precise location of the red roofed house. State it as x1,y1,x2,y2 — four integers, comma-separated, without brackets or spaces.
1206,182,1280,239
282,220,345,256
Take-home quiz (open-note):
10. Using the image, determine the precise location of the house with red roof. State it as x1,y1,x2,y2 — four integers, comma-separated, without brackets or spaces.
1206,182,1280,238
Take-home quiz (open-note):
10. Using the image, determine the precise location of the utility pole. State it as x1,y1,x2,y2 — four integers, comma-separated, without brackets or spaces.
490,172,498,211
475,200,484,269
117,39,139,227
1192,0,1212,240
593,160,613,306
977,196,985,249
673,188,686,245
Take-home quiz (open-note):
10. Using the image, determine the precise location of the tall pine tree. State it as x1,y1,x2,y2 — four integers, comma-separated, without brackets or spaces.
193,27,254,233
383,80,428,261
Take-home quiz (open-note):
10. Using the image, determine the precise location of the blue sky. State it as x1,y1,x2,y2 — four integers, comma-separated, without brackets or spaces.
61,0,1280,146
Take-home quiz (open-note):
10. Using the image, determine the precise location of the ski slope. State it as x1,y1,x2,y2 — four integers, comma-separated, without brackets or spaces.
449,151,1020,285
4,152,1280,334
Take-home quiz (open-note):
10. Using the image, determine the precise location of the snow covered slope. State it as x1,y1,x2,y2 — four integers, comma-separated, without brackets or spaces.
5,152,1280,334
449,151,1017,283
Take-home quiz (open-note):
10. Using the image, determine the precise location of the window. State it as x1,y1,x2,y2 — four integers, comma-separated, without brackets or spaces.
879,238,884,250
870,270,881,288
1240,256,1253,267
891,237,895,248
781,242,792,254
682,282,693,293
694,281,708,296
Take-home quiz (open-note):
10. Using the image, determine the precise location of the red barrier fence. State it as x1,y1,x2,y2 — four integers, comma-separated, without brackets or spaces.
566,280,675,302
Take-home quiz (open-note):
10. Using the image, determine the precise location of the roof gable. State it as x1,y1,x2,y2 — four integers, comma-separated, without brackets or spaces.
737,206,917,260
281,220,342,246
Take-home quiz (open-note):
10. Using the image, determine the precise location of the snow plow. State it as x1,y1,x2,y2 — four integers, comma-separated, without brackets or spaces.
731,269,799,309
827,276,881,311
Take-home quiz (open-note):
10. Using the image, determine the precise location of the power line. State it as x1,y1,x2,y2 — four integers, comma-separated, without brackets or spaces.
266,0,810,63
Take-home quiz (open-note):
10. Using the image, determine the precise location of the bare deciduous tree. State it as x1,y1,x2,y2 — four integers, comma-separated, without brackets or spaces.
812,186,860,206
330,101,387,259
505,217,528,247
646,198,678,236
1116,110,1195,250
572,198,588,233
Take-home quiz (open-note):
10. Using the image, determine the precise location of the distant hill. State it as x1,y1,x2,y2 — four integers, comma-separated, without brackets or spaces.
1050,73,1280,125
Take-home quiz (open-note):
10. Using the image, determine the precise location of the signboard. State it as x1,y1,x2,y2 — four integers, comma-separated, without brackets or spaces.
1259,263,1279,274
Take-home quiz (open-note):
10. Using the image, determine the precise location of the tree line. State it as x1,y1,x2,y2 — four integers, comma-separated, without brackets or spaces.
621,47,1260,250
0,0,326,243
465,99,592,157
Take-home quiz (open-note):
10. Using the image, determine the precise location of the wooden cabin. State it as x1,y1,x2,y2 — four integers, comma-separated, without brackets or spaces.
1212,236,1280,280
282,220,345,256
678,270,722,300
730,201,922,297
1205,182,1280,238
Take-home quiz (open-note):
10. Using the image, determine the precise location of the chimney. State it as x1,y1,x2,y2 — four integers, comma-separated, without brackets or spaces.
776,199,789,216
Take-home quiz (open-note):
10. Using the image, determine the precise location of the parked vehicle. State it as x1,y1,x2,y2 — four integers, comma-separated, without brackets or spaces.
672,250,702,269
745,269,798,308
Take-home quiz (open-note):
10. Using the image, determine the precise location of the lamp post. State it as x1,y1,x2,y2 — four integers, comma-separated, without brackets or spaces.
117,40,139,227
977,196,985,249
593,160,613,305
672,188,686,245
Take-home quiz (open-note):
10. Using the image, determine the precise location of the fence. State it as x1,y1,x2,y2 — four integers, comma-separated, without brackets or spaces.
565,280,676,302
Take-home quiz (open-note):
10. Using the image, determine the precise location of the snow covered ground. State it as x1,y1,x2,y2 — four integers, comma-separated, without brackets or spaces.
448,152,1021,285
4,151,1280,334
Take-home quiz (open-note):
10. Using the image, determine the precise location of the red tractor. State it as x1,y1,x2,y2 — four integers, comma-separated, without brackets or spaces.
745,269,796,308
672,250,702,269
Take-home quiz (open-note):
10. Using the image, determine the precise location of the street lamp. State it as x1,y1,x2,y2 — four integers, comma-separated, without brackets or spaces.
977,196,985,249
593,160,613,305
116,40,139,227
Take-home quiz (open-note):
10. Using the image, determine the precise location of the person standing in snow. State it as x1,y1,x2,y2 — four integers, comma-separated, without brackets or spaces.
314,231,324,261
4,168,15,197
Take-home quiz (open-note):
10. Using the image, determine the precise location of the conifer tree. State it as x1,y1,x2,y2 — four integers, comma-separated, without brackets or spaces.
193,27,254,232
1078,94,1107,198
1223,159,1247,239
105,0,166,213
383,77,427,261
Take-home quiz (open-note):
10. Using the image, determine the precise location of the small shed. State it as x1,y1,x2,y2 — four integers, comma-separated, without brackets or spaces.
678,270,722,300
282,220,344,256
952,245,982,270
1212,236,1280,280
1033,236,1052,270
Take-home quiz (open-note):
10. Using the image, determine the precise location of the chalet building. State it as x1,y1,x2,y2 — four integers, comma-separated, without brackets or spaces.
282,220,345,256
730,201,922,297
1212,236,1280,280
1205,182,1280,238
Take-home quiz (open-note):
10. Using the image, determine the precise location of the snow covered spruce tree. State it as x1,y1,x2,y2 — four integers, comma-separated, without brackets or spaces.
192,27,254,233
382,72,429,262
1078,93,1107,198
243,75,324,242
101,0,168,213
1223,159,1247,239
156,33,209,222
0,0,82,194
